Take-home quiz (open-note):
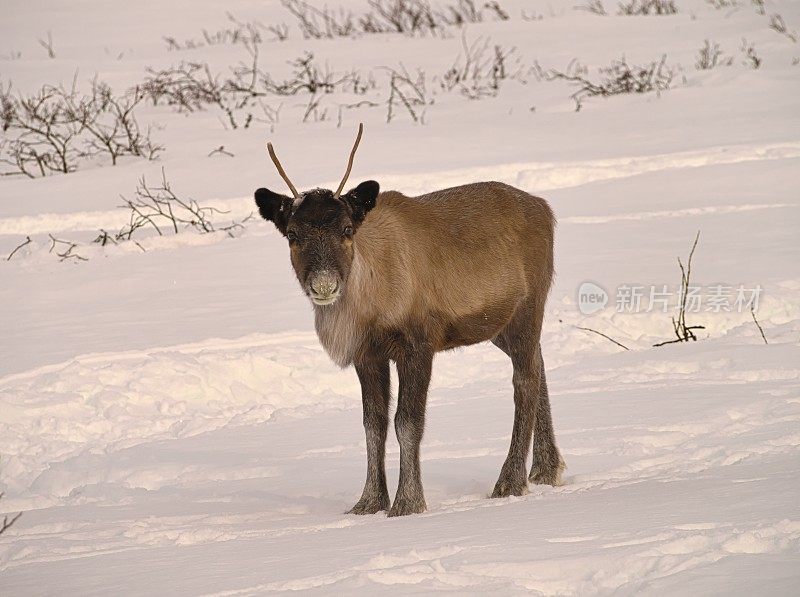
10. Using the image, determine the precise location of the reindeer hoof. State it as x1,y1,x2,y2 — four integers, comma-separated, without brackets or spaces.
491,474,528,498
529,458,566,486
347,495,390,515
388,496,427,517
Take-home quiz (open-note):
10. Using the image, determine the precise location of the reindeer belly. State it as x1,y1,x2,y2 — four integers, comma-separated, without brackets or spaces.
433,295,520,351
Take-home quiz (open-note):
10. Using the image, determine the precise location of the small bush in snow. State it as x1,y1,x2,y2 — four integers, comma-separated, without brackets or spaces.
740,38,762,69
280,0,509,38
37,31,56,59
48,234,88,262
142,50,365,129
653,232,705,347
706,0,738,9
118,170,230,240
769,14,798,43
578,0,607,15
617,0,678,15
164,13,268,50
438,35,523,99
539,55,673,111
385,67,430,123
0,80,161,178
281,0,357,39
115,170,253,245
695,40,733,69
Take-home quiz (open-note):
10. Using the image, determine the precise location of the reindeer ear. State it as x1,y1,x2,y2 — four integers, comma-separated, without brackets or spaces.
342,180,379,226
255,188,293,236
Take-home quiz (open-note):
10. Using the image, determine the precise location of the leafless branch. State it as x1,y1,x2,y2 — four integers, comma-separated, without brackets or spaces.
0,79,160,177
741,38,762,69
654,231,706,347
618,0,677,15
384,66,428,123
38,31,56,58
208,145,235,157
769,14,798,43
6,235,32,260
751,307,768,344
576,1,607,15
0,493,22,536
575,325,630,350
695,40,733,70
539,55,673,112
48,234,87,262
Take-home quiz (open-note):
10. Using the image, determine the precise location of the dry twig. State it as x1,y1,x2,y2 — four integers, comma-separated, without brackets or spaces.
751,307,768,344
575,325,630,350
6,236,32,260
654,231,705,347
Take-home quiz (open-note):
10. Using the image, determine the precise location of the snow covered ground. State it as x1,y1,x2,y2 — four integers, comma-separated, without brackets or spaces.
1,0,799,594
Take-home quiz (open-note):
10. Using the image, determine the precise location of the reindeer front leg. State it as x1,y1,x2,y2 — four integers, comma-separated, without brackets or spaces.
348,357,391,514
389,341,433,517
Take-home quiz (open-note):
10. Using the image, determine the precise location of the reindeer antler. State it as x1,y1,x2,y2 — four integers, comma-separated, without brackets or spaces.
333,123,364,199
266,142,300,201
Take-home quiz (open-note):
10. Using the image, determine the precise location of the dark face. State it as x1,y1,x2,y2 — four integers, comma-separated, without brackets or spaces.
255,180,379,306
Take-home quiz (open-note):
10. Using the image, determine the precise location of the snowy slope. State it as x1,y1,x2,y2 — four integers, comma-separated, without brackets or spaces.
1,0,799,594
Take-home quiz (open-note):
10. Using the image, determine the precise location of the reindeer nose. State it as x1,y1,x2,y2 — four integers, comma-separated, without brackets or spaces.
310,271,339,297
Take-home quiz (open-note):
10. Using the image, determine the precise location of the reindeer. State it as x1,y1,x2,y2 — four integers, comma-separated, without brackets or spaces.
255,124,564,517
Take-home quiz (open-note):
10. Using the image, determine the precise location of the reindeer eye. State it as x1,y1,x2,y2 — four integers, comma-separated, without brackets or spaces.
287,231,297,242
343,225,354,237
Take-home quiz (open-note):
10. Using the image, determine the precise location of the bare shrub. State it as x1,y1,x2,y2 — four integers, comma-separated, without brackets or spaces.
440,0,482,24
255,100,283,132
706,0,737,8
142,62,253,129
439,35,523,99
118,169,227,239
164,13,269,50
115,170,251,242
539,55,673,111
695,40,733,69
48,234,88,262
740,38,762,69
270,52,347,95
0,80,160,177
752,0,765,15
282,0,356,38
385,67,429,123
336,100,380,128
484,2,510,21
359,0,508,35
266,23,291,41
65,80,162,165
0,82,85,176
618,0,678,15
769,14,798,43
577,1,607,15
142,49,356,129
654,232,705,347
438,0,509,25
366,0,440,35
38,31,56,58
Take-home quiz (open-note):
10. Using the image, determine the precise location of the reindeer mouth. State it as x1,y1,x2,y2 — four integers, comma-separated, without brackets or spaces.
310,292,340,306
